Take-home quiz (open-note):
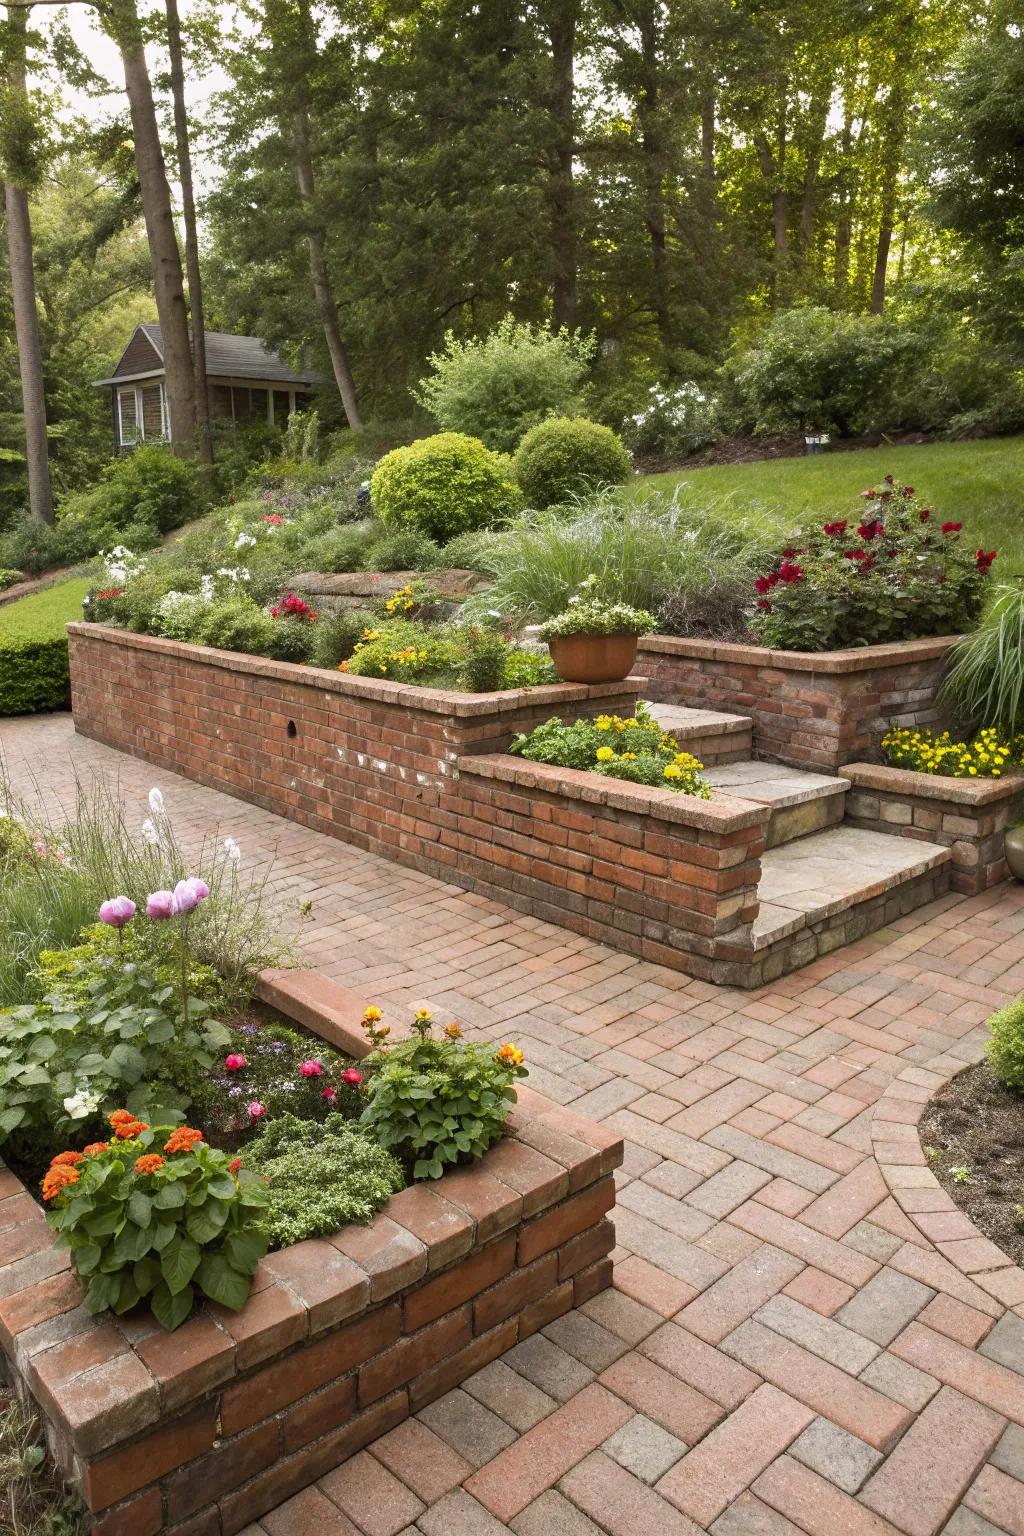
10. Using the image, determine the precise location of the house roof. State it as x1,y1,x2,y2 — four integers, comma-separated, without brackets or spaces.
93,324,322,387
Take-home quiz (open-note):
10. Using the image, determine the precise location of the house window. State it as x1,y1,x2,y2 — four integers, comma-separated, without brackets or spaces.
118,388,139,447
251,388,268,422
141,384,166,440
272,390,290,424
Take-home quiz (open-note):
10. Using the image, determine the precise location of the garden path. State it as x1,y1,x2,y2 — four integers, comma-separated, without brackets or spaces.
4,712,1024,1536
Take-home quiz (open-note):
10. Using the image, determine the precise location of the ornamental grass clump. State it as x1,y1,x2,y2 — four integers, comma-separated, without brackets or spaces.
942,583,1024,737
749,476,995,652
243,1113,405,1245
358,1004,527,1180
43,1112,268,1330
881,726,1020,779
509,701,712,798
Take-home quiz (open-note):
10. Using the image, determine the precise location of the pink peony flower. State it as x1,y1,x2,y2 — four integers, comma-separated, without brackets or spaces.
225,1053,247,1072
322,1087,336,1102
172,877,210,916
99,896,136,928
247,1101,266,1119
146,889,175,920
299,1059,323,1078
342,1067,363,1085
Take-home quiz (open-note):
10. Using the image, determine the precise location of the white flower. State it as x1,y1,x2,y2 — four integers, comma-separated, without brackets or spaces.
200,575,215,601
223,836,242,867
148,788,165,816
141,817,160,845
63,1086,100,1120
234,532,257,550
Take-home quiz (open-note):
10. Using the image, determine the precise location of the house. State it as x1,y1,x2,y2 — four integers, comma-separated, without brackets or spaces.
93,324,321,451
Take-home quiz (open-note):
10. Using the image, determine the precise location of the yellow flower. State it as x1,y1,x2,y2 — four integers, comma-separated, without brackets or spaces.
444,1022,463,1039
595,746,615,762
595,716,612,731
414,1007,433,1022
497,1042,524,1067
663,764,682,780
363,1006,383,1022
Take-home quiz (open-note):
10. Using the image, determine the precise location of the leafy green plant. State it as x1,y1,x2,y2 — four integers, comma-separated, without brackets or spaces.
371,433,522,543
622,383,720,457
243,1112,404,1245
311,609,368,668
0,578,91,716
500,649,557,688
987,994,1024,1089
359,1005,527,1178
59,445,203,537
510,701,711,797
537,575,655,640
361,528,443,572
513,417,632,509
942,583,1024,734
458,626,511,692
0,1391,87,1536
44,1116,268,1330
199,596,277,655
414,317,595,454
0,567,23,590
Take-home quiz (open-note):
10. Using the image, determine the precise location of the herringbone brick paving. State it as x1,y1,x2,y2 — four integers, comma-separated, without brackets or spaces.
4,713,1024,1536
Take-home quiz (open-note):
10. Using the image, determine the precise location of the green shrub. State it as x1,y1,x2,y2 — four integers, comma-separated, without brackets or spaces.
623,383,721,457
0,511,99,577
371,433,522,543
295,522,379,574
311,609,367,669
361,528,442,572
438,530,495,572
151,591,209,642
987,995,1024,1089
341,618,459,682
45,1119,268,1330
359,1006,527,1179
60,446,203,538
0,568,22,591
199,597,277,655
414,317,595,454
500,649,557,688
0,578,91,715
265,619,317,664
510,702,711,798
0,818,34,874
513,417,631,509
458,627,510,692
243,1113,405,1245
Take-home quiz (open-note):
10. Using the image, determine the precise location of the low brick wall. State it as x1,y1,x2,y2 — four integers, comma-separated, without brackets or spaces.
843,762,1024,895
455,755,769,981
0,970,621,1535
637,634,959,772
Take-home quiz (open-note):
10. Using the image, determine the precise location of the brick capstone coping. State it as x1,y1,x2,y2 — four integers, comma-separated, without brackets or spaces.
0,968,622,1533
638,632,961,675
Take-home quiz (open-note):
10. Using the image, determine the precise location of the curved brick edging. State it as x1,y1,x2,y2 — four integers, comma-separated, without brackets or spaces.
870,1050,1024,1312
0,969,622,1535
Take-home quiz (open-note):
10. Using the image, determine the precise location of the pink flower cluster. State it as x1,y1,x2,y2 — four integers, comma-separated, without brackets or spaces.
98,878,209,929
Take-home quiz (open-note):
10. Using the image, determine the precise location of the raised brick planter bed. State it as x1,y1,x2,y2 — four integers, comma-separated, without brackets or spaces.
843,762,1024,895
0,968,621,1536
637,633,960,773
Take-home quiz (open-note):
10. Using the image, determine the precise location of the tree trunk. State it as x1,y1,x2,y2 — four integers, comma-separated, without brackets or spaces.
799,91,830,260
833,85,854,300
637,13,672,364
546,0,577,331
164,0,212,464
3,6,53,523
291,109,363,431
108,0,195,455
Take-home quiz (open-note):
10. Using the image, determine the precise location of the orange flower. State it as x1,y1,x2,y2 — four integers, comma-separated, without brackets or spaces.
49,1150,84,1169
41,1165,80,1201
363,1006,382,1023
163,1127,204,1155
107,1109,136,1128
112,1119,148,1140
229,1157,243,1175
444,1022,463,1040
134,1154,165,1176
497,1042,524,1068
82,1142,108,1156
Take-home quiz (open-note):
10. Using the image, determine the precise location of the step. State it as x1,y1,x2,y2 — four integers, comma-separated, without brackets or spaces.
749,825,952,973
706,761,849,848
646,702,753,766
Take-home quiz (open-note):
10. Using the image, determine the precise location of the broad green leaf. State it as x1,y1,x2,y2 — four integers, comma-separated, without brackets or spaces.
151,1280,194,1331
196,1252,250,1312
161,1235,202,1295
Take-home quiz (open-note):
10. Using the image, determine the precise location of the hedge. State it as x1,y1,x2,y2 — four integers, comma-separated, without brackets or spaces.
0,578,91,715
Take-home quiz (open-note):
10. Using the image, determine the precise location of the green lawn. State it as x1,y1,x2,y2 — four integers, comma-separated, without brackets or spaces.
0,577,91,716
635,436,1024,574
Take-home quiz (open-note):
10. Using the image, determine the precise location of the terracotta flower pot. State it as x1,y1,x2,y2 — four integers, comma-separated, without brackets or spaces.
548,632,638,684
1005,827,1024,882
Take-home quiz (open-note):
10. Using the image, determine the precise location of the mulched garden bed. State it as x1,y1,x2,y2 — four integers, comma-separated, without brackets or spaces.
919,1060,1024,1268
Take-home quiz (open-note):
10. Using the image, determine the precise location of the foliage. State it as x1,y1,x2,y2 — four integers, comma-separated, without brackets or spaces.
361,528,442,573
0,567,22,589
510,703,711,798
295,521,379,574
467,488,769,639
371,433,522,544
198,595,277,656
882,727,1018,779
414,318,595,454
0,1391,87,1536
191,1019,365,1146
0,577,90,715
310,609,367,669
622,383,720,458
44,1116,268,1330
340,618,459,682
537,576,654,640
942,584,1024,735
243,1112,404,1246
513,417,631,509
987,995,1024,1091
359,1005,526,1180
749,478,994,652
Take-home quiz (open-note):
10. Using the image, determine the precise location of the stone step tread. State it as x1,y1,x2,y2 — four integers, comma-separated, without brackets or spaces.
646,703,753,739
706,760,850,810
752,826,952,949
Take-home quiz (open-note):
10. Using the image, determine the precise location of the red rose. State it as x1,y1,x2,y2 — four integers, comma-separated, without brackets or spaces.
754,576,772,595
757,599,772,611
904,486,915,497
823,520,847,537
976,549,997,572
942,522,962,535
777,563,803,584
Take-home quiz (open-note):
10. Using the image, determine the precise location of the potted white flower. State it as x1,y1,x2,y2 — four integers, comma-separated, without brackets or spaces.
538,576,655,683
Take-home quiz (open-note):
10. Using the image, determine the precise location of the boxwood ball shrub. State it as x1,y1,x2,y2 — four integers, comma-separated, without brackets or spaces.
987,995,1024,1090
371,432,522,542
513,417,631,509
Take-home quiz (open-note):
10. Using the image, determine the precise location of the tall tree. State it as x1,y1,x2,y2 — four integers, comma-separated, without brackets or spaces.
1,3,54,521
164,0,211,460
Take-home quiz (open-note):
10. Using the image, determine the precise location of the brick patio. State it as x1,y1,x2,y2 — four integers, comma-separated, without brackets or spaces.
3,712,1024,1536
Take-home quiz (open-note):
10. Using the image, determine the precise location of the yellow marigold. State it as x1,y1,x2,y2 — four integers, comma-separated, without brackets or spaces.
414,1007,433,1022
595,746,615,762
497,1042,524,1067
444,1022,463,1039
663,764,682,780
363,1006,383,1022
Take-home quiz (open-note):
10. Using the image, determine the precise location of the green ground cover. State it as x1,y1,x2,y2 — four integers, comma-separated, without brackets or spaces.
0,578,90,715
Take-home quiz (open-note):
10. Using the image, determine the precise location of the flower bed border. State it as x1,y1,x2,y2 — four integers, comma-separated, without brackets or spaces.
0,968,621,1536
842,761,1024,895
636,633,960,772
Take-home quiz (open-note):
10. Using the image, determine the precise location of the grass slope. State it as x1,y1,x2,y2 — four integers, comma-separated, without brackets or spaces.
0,577,91,716
637,436,1024,573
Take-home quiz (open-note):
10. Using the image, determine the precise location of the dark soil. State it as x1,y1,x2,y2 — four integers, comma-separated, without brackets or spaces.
919,1060,1024,1269
633,429,936,477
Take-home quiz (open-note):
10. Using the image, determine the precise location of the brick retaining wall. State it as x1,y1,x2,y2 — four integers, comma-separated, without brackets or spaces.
0,969,621,1536
842,762,1024,895
637,634,959,772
